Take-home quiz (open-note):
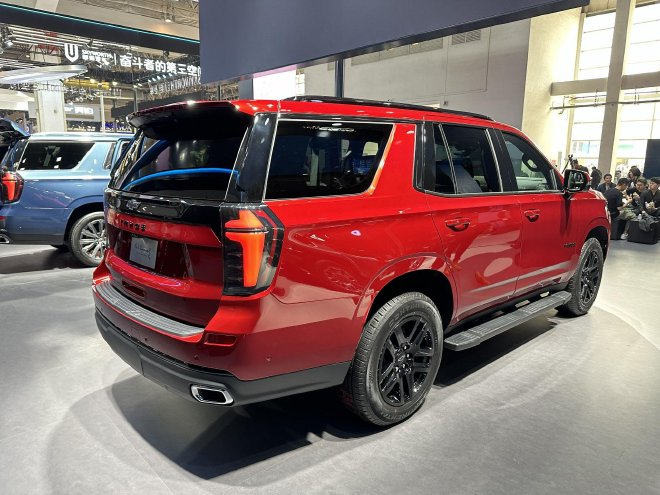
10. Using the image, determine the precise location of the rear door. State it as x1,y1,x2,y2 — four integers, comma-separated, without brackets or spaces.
493,130,575,296
423,122,523,322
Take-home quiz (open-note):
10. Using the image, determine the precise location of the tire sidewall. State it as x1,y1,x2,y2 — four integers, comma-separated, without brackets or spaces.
69,212,105,267
574,238,604,313
363,295,442,424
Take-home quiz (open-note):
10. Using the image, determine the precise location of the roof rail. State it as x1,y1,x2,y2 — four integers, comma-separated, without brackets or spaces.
284,96,493,121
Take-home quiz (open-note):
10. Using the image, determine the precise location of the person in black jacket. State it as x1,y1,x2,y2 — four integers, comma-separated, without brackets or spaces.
597,173,616,193
642,177,660,217
604,178,630,220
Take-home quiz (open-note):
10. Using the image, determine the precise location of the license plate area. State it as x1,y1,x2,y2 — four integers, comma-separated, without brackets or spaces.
129,235,158,270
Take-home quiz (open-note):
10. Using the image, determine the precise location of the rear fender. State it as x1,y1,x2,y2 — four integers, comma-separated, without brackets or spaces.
353,255,457,329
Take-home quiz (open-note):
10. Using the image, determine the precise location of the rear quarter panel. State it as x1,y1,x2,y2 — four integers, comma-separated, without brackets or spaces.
264,123,454,364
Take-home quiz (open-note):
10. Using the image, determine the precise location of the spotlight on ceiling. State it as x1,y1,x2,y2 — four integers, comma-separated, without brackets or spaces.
164,12,174,23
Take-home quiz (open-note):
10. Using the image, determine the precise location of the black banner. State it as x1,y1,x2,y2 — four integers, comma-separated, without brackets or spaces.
200,0,588,83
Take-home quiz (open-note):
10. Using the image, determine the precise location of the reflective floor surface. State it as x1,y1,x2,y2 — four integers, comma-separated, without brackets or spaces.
0,241,658,494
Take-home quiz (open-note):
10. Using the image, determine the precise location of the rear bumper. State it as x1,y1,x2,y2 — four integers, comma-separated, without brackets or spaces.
95,309,350,406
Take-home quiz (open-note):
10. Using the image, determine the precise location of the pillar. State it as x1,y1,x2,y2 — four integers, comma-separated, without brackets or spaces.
597,0,636,175
34,81,66,132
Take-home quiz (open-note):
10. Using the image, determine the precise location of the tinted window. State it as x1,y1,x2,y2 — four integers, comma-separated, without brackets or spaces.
442,125,500,193
16,141,94,170
118,138,242,200
428,125,456,194
502,132,557,191
265,120,392,200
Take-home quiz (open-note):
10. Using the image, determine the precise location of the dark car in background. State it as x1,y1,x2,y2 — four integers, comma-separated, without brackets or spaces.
0,120,131,266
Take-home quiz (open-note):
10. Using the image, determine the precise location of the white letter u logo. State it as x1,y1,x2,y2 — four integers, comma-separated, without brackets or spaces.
64,43,79,63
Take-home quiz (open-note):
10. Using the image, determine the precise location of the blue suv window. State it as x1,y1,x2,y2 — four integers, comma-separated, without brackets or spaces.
16,141,94,170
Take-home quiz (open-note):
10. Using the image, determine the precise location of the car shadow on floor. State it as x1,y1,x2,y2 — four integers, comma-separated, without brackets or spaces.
107,376,382,481
102,313,559,482
0,247,86,274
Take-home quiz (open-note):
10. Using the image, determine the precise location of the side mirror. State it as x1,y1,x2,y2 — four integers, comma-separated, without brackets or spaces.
563,168,589,195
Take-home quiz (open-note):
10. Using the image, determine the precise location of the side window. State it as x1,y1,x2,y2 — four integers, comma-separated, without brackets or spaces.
265,120,392,200
16,141,94,171
441,125,501,193
502,132,557,191
428,125,456,194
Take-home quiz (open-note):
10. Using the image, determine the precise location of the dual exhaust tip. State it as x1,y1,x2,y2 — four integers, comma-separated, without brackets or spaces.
190,384,234,405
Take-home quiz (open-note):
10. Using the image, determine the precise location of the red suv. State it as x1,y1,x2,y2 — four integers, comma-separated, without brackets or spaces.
93,97,609,425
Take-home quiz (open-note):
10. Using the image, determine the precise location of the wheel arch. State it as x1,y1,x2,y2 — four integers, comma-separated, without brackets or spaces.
361,267,455,334
64,201,104,245
585,223,610,259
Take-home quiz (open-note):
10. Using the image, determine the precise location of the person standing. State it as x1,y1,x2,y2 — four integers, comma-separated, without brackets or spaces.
590,166,602,189
597,173,616,193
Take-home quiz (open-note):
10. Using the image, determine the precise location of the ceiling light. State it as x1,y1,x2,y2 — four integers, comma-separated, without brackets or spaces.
164,12,174,23
111,81,118,86
90,78,96,83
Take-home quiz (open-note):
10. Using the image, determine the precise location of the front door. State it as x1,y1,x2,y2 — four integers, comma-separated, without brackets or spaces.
494,130,575,296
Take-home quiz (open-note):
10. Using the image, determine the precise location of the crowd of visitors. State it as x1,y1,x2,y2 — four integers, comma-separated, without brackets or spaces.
599,171,660,240
575,161,659,241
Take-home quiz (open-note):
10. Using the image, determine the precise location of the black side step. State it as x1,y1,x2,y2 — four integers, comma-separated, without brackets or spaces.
444,291,571,351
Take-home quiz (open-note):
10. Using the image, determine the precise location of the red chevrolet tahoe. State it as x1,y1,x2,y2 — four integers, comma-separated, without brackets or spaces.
93,96,610,425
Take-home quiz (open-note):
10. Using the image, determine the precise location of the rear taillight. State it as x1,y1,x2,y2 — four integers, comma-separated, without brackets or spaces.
1,171,24,203
221,205,284,296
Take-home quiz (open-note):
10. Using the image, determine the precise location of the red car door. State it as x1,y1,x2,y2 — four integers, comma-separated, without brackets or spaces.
423,122,523,324
495,130,576,296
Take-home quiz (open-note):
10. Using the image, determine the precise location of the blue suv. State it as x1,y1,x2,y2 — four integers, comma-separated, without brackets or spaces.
0,120,131,266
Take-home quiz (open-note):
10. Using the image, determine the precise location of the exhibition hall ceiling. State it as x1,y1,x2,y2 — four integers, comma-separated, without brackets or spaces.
0,0,199,39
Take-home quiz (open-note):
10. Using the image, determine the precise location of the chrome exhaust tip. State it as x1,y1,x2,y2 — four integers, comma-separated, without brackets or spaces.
0,235,10,244
190,384,234,405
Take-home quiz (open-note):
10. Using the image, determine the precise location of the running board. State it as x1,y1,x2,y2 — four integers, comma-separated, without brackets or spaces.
444,291,571,351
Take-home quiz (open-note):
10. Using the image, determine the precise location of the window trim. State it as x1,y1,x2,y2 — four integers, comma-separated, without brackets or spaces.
262,116,396,202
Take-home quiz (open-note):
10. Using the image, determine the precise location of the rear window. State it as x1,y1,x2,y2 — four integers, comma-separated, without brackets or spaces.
16,141,94,171
0,139,27,170
265,120,392,199
113,106,252,200
117,138,242,199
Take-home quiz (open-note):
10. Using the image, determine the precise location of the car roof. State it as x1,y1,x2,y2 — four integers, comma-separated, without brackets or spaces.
129,98,522,135
28,132,131,142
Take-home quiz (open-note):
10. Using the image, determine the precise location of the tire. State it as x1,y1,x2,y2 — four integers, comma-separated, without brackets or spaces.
50,244,69,252
69,212,106,267
341,292,443,426
558,238,604,317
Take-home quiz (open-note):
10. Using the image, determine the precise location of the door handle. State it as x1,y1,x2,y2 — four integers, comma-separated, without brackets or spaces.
445,218,471,231
524,209,541,222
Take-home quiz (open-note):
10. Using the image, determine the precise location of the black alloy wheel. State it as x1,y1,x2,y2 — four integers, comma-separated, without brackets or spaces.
377,315,436,407
558,237,604,316
579,250,601,307
341,292,443,426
